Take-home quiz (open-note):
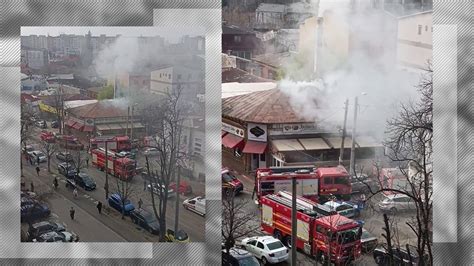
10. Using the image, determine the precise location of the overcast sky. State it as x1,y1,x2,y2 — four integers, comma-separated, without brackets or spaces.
21,26,204,43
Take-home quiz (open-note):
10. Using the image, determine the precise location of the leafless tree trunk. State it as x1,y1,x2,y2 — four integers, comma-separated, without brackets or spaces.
40,141,58,173
116,174,133,219
222,188,261,254
21,103,35,177
52,85,66,134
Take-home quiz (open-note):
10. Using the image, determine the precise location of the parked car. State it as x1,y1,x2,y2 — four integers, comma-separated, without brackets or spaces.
22,144,35,156
33,231,78,242
108,193,135,215
241,236,289,265
222,169,244,196
361,228,378,253
31,151,47,163
65,178,77,190
21,197,40,207
116,151,136,159
378,194,416,214
170,181,193,195
74,172,96,191
323,200,360,218
183,196,206,216
51,120,59,128
58,162,76,178
147,183,176,198
56,151,73,162
35,120,47,129
164,229,189,243
373,244,429,265
351,173,379,194
129,208,160,235
21,203,51,223
222,248,261,266
143,147,158,156
27,221,66,241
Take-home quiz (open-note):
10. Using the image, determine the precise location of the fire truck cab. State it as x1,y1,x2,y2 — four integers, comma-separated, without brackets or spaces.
56,135,84,150
316,166,352,201
260,191,362,265
90,136,132,152
378,168,410,196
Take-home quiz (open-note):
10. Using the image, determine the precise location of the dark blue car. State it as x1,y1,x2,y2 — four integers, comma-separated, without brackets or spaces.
108,193,135,215
21,203,51,223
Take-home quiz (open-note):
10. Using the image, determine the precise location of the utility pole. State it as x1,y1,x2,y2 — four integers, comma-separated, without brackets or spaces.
130,105,134,141
349,96,358,176
126,106,130,137
339,99,349,165
291,176,297,265
105,141,109,200
174,165,181,234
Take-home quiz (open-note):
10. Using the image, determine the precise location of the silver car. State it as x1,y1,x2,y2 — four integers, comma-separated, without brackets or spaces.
378,194,416,213
31,151,47,163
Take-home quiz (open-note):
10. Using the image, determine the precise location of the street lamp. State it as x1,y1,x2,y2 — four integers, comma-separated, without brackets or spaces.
349,92,367,176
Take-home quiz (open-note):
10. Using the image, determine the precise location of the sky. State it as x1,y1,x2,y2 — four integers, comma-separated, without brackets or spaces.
21,26,205,43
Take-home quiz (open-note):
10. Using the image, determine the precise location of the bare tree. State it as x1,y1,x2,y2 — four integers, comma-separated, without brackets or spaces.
359,64,433,265
40,140,58,173
116,175,133,219
51,85,66,134
222,190,261,254
145,86,188,242
20,102,35,177
70,151,87,177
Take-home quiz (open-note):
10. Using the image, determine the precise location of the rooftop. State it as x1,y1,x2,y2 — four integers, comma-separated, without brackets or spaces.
222,82,277,99
223,25,255,35
68,100,128,119
252,52,294,68
222,68,274,83
222,88,313,124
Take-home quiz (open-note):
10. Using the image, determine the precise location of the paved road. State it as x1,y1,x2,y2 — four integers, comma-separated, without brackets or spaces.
23,127,205,242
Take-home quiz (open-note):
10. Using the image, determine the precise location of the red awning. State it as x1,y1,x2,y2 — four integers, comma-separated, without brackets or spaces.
82,125,94,132
222,133,244,149
242,140,267,154
72,122,84,130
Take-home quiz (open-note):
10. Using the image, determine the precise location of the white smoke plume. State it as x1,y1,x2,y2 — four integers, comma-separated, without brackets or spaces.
93,36,140,78
278,0,426,140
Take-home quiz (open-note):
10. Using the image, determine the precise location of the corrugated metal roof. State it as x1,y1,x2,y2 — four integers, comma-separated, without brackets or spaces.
222,82,277,99
222,89,313,124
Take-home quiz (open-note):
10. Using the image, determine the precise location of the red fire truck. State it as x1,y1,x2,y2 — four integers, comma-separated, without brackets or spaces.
40,131,55,143
90,136,132,152
261,191,362,265
91,148,136,181
256,166,351,204
55,135,84,150
377,168,410,196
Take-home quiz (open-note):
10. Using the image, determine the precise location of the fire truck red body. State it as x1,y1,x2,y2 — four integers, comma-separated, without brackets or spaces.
377,168,409,196
40,131,55,143
91,148,136,181
56,134,84,150
261,191,362,264
256,166,351,204
90,136,131,152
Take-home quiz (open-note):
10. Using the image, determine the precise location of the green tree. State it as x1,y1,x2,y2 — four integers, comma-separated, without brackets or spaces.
97,85,114,100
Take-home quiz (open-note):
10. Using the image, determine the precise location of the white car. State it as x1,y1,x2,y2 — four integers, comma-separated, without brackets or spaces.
31,151,47,163
143,147,158,156
241,236,289,264
183,196,206,216
147,184,176,198
323,200,359,218
22,145,35,156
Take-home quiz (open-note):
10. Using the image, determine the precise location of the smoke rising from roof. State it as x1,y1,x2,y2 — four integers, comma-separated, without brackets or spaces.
278,1,426,140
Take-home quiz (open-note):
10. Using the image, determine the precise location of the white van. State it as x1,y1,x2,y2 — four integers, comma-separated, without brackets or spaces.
183,196,205,216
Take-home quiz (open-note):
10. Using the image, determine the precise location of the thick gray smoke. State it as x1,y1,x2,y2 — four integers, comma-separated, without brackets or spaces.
279,0,424,140
93,36,140,79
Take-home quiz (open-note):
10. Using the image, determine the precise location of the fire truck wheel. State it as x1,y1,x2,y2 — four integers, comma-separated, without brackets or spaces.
261,256,268,265
273,230,282,241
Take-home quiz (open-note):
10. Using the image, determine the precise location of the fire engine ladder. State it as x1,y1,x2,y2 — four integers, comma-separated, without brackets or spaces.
277,191,318,210
266,193,314,213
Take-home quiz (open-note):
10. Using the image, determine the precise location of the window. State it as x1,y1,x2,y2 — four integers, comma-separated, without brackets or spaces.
324,177,332,185
260,153,266,161
248,240,257,246
335,176,349,185
168,74,171,79
234,35,241,42
183,136,187,144
195,143,202,147
418,25,422,35
257,242,264,249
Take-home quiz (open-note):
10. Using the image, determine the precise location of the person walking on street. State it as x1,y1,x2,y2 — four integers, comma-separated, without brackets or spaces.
143,179,147,191
97,201,102,214
73,188,78,198
86,157,89,167
70,207,75,220
138,198,143,209
28,155,33,165
53,177,58,190
30,182,34,192
35,166,40,176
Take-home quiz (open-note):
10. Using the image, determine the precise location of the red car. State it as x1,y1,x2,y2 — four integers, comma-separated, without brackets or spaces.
170,181,193,196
